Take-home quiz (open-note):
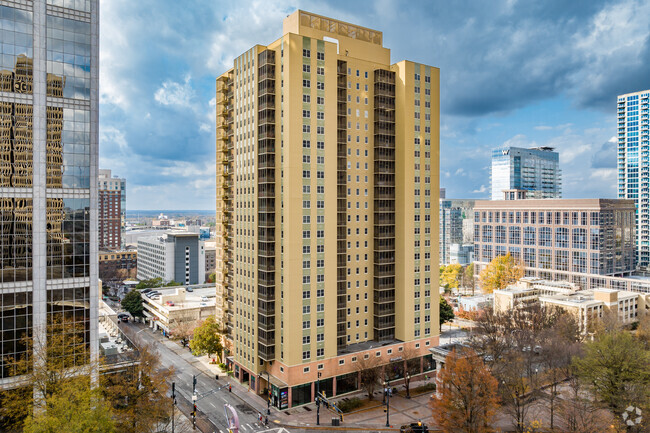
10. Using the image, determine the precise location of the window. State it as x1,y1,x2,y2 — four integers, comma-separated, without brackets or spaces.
302,335,310,344
302,320,310,329
303,79,310,88
303,139,311,148
317,348,324,357
303,49,310,58
303,94,310,103
317,318,324,327
317,52,324,60
303,110,310,118
302,351,311,360
339,359,345,365
302,64,310,73
317,82,324,90
317,66,324,75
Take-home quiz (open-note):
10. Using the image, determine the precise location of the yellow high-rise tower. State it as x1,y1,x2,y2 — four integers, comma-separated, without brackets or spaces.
216,10,440,408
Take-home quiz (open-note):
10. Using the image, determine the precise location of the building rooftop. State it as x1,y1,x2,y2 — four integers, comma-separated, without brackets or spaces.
141,284,216,312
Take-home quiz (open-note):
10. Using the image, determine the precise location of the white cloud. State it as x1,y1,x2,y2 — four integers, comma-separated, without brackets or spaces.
154,74,196,108
472,185,487,194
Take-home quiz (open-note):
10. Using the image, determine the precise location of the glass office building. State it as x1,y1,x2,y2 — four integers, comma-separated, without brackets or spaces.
490,146,561,200
618,91,650,268
0,0,98,386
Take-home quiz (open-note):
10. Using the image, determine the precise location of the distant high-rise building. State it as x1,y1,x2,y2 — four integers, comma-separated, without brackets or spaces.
98,169,126,250
439,199,474,265
215,10,440,408
617,90,650,268
490,146,561,200
137,233,205,285
0,0,99,388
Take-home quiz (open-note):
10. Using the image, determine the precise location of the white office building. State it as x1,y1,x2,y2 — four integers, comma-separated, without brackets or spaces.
137,233,205,285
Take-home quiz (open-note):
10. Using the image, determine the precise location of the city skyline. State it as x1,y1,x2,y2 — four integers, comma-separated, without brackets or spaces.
99,0,650,210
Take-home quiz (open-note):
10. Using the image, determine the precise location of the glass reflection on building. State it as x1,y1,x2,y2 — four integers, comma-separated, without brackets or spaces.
0,0,97,383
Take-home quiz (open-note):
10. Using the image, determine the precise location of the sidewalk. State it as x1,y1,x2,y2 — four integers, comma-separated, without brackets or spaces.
144,325,439,431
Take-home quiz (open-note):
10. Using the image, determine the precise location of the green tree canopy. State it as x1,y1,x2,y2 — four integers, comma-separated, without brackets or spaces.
189,316,223,359
440,297,455,326
23,378,116,433
135,277,164,290
478,253,524,294
573,330,650,417
121,289,144,317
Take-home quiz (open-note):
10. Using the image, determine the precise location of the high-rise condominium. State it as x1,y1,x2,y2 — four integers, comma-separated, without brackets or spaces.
0,0,98,388
490,146,561,200
98,169,126,250
618,90,650,268
216,11,440,408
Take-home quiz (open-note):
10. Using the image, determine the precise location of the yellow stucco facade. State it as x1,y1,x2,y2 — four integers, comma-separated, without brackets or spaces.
216,10,440,407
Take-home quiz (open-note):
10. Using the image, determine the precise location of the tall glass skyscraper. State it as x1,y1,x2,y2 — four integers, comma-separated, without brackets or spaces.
490,146,561,200
0,0,98,387
618,90,650,268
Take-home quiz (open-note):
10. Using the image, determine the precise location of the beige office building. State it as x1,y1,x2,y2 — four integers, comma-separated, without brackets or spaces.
494,278,648,332
215,11,440,407
474,197,637,289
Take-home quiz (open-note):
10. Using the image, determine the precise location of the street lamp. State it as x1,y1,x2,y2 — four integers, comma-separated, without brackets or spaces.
405,373,411,399
384,380,390,427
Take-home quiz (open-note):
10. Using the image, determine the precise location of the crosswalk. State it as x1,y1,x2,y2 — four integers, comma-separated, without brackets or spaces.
216,424,290,433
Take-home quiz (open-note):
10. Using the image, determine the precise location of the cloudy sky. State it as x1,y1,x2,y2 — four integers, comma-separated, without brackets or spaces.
99,0,650,210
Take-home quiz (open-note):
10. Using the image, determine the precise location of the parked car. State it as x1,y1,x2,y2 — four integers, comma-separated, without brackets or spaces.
186,287,194,292
117,313,130,323
142,288,153,294
400,422,429,433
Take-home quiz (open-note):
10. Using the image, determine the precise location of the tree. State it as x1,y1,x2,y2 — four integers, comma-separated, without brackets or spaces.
189,316,223,360
469,304,575,432
440,297,455,326
559,376,617,433
573,331,650,418
355,355,382,400
170,319,198,344
103,344,173,433
440,264,463,290
136,277,164,290
122,289,144,317
23,378,116,433
1,315,98,430
478,253,524,294
461,262,476,295
538,314,582,430
430,348,499,433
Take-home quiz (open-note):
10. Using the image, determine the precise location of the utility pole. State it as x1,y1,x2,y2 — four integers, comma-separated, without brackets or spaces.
171,382,176,433
192,375,197,430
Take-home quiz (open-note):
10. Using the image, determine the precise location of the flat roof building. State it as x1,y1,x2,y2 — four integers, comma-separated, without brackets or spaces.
137,233,205,286
474,198,636,290
494,278,648,332
216,10,440,408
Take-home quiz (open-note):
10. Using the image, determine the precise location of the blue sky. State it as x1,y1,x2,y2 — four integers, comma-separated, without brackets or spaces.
99,0,650,210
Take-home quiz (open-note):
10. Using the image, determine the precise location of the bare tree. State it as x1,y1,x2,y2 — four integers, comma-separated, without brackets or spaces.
355,355,382,400
559,377,617,433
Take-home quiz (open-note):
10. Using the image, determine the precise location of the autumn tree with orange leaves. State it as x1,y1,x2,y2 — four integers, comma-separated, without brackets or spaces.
430,348,499,433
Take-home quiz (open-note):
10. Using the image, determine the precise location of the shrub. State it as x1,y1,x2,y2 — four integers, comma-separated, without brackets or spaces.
336,397,364,413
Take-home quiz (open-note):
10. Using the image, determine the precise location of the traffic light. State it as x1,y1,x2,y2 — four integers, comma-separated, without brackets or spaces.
192,404,197,416
383,406,387,413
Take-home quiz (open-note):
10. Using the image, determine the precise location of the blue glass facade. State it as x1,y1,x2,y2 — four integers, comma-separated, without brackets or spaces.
618,91,650,267
490,146,561,200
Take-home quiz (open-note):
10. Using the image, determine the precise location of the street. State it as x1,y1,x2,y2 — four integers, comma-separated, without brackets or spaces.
118,322,400,433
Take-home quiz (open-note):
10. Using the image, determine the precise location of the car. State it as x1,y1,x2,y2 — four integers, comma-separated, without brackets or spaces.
117,313,130,323
186,287,194,292
201,296,209,302
142,288,153,294
400,422,429,433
